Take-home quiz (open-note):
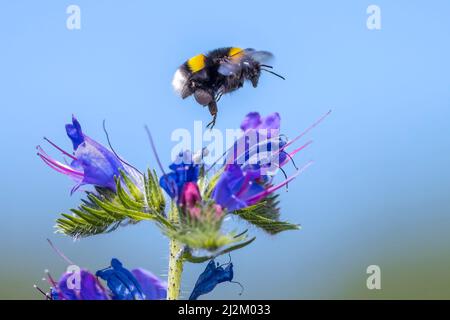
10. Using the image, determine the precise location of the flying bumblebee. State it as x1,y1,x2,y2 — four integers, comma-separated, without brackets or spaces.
172,47,285,129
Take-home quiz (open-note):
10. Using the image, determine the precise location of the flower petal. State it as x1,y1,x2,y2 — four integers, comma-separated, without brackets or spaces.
58,270,108,300
240,112,261,131
259,112,280,131
131,269,167,300
65,115,85,150
189,260,234,300
96,258,145,300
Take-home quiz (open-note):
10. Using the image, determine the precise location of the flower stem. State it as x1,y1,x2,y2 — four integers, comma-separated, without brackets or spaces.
167,205,184,300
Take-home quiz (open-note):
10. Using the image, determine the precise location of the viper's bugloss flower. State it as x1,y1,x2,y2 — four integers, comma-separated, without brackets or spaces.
240,111,281,133
41,258,166,300
96,258,166,300
229,112,286,169
213,111,328,211
37,116,127,194
189,260,234,300
159,151,200,200
50,269,108,300
212,163,298,211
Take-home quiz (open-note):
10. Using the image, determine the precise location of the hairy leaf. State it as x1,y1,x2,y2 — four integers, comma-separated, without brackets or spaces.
234,194,300,234
56,170,170,238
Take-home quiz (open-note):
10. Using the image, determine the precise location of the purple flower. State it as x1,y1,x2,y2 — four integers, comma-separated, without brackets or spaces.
212,164,300,211
227,112,286,170
214,111,331,211
52,270,108,300
41,258,166,300
131,268,167,300
159,151,200,200
37,116,127,194
240,112,281,132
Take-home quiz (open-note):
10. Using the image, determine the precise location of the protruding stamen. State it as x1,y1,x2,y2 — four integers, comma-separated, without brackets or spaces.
43,137,77,160
279,140,313,167
145,125,176,196
230,280,245,296
37,151,83,177
45,269,57,287
34,284,50,299
247,161,313,203
282,110,331,151
47,239,75,265
102,120,144,176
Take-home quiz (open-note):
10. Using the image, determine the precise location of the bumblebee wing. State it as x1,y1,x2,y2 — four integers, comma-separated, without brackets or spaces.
217,62,241,76
217,49,274,76
244,49,274,63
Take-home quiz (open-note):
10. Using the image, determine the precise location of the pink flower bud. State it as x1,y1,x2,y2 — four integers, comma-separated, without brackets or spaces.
180,182,201,209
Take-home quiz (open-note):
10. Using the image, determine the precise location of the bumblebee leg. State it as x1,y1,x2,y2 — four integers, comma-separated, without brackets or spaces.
206,100,218,129
215,91,224,102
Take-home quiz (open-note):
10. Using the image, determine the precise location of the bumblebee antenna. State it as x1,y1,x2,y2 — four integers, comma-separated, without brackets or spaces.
260,64,273,69
261,68,285,80
103,120,144,176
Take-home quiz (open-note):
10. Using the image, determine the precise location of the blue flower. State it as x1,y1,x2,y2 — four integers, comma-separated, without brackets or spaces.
37,116,129,194
96,258,166,300
159,151,200,200
189,260,234,300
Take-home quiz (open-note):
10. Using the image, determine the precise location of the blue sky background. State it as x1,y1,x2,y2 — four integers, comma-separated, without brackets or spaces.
1,0,449,299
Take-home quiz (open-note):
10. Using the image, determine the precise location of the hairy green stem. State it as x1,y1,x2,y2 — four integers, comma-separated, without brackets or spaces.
167,205,184,300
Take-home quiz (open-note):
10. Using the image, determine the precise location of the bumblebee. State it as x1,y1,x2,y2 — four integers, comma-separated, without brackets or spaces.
172,47,284,128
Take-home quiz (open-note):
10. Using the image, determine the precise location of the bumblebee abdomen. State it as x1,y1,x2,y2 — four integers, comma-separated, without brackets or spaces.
172,65,191,98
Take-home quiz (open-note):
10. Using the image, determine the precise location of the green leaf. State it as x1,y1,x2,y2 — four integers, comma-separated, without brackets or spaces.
202,168,224,199
56,170,171,238
183,237,256,263
144,169,165,214
234,194,300,234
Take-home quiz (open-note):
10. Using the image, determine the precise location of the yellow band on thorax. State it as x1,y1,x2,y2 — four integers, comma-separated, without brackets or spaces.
229,47,244,60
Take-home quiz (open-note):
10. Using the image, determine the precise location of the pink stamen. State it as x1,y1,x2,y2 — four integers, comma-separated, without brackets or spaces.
281,110,331,151
44,137,77,160
280,140,313,167
38,154,74,175
236,172,253,198
47,239,75,265
37,151,83,177
246,161,313,203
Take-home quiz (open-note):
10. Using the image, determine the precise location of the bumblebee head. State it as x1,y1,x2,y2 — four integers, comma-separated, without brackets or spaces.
246,63,261,88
